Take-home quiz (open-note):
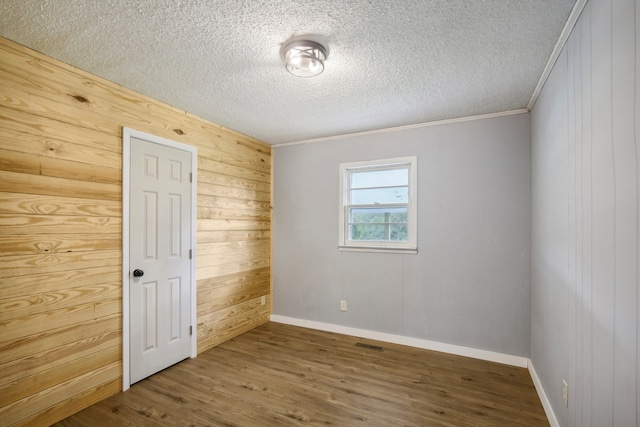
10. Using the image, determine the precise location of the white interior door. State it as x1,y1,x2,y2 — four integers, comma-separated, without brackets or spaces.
129,136,193,384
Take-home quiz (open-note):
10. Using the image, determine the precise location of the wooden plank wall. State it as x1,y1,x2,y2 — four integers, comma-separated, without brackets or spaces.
0,37,271,426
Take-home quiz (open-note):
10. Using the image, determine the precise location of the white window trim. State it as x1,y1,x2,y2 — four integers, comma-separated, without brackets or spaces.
338,156,417,254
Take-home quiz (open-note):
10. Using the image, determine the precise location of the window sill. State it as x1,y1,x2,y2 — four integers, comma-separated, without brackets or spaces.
338,245,418,255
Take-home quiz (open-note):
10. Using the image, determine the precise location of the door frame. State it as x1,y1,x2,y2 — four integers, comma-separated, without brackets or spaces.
122,127,198,391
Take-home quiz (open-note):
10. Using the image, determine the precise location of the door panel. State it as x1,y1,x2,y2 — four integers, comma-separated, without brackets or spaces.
143,281,157,351
169,194,181,257
130,137,192,384
143,191,157,259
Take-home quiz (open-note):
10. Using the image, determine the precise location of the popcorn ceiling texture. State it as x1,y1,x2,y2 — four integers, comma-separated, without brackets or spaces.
0,0,576,144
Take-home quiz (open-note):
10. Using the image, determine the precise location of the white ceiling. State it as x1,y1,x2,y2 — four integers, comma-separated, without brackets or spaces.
0,0,577,145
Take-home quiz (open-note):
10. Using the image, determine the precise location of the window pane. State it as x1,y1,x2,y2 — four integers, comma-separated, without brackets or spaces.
349,223,408,242
351,168,408,189
350,186,408,204
349,207,407,223
349,224,386,241
389,223,408,241
348,207,408,242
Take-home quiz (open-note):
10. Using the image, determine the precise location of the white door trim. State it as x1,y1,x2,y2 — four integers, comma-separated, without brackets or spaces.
122,127,197,391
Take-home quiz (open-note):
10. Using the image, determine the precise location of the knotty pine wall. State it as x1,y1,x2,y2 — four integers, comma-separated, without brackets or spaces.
0,37,271,426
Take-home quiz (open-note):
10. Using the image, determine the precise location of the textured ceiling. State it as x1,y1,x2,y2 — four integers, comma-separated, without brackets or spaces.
0,0,576,144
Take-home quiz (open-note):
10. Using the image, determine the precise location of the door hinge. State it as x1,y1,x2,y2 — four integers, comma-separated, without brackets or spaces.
189,172,193,183
189,249,192,259
189,325,193,336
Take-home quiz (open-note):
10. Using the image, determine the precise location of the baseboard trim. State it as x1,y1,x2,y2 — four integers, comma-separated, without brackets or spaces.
527,359,560,427
269,315,558,426
270,315,528,368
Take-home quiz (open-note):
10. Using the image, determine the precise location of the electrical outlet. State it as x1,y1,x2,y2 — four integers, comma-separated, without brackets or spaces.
260,295,266,306
562,379,568,407
340,300,347,311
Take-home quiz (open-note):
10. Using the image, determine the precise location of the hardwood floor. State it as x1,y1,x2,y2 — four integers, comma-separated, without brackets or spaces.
55,322,548,426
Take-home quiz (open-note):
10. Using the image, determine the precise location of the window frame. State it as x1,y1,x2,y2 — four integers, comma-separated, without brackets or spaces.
338,156,417,254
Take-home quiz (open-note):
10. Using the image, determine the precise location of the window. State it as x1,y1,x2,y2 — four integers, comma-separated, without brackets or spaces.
339,156,417,253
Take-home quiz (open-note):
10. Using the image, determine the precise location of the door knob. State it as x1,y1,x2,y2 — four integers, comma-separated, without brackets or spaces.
133,269,144,277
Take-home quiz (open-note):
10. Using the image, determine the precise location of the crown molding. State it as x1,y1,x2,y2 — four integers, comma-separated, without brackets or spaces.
272,109,529,148
527,0,589,110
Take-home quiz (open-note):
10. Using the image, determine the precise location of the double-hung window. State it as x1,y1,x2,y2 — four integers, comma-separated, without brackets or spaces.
339,156,417,253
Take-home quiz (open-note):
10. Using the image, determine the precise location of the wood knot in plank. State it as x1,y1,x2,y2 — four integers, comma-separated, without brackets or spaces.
69,94,91,103
36,242,56,253
172,128,185,135
45,141,62,153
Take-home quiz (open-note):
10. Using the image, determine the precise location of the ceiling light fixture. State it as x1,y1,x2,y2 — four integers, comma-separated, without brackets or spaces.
283,40,327,77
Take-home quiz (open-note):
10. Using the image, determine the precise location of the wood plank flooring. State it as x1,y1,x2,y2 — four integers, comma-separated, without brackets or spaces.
54,322,549,426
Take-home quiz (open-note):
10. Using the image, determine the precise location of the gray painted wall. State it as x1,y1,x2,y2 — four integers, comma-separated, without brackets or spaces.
273,113,531,357
530,0,639,425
